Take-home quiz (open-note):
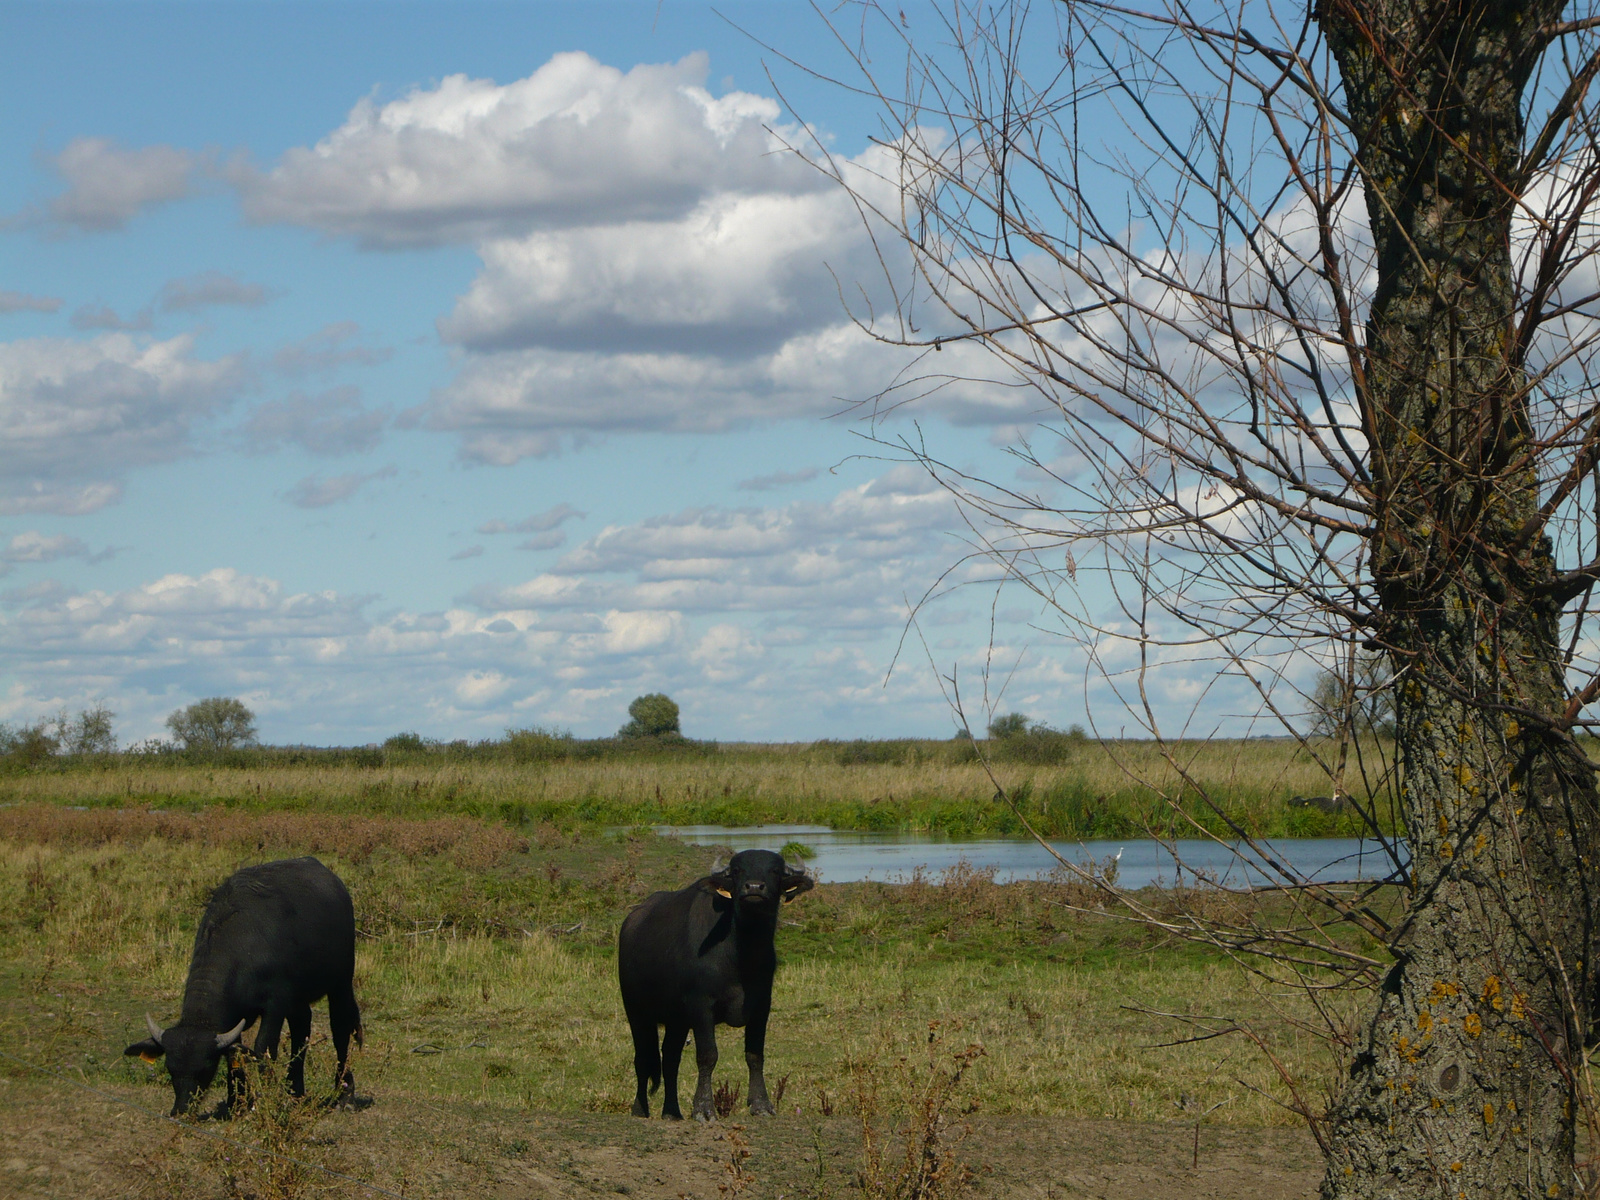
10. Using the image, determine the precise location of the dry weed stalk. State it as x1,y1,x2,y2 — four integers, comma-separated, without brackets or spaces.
715,1123,754,1198
851,1022,983,1200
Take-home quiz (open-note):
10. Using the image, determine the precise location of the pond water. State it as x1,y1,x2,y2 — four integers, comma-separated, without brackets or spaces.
653,824,1406,888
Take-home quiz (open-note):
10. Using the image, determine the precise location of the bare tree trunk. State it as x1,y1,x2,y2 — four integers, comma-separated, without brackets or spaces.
1319,1,1600,1193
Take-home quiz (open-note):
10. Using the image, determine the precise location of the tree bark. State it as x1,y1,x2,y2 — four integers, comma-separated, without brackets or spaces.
1318,1,1600,1195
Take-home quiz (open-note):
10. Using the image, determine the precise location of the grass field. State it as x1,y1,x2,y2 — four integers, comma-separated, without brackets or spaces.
0,744,1369,1197
0,733,1397,839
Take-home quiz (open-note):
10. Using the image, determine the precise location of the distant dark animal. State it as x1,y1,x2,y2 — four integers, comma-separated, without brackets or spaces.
123,856,364,1117
1288,794,1348,813
618,849,813,1120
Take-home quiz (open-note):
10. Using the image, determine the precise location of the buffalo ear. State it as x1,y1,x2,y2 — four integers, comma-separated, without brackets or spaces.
781,867,814,901
125,1038,165,1064
702,869,734,900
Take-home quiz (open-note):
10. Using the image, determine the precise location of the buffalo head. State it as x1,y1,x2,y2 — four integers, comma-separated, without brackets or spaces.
705,849,814,910
124,1013,248,1116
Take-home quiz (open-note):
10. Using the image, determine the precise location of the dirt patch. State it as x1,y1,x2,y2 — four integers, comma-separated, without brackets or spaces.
0,1072,1321,1199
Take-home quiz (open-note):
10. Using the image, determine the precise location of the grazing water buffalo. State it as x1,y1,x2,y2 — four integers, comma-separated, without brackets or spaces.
619,848,813,1120
123,856,364,1116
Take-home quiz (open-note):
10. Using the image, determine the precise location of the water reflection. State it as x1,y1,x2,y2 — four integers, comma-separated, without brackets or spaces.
654,824,1406,888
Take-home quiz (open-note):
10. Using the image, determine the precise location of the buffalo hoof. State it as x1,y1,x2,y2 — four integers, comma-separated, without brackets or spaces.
336,1092,374,1112
749,1100,776,1117
692,1108,714,1123
631,1102,649,1118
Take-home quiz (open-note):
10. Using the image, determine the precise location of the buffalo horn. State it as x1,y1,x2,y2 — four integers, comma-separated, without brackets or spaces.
215,1019,248,1050
145,1013,164,1045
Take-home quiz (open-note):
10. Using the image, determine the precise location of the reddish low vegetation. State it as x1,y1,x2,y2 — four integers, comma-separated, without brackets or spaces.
0,803,532,870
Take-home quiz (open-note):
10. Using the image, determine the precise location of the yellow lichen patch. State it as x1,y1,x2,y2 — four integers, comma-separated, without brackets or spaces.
1438,814,1450,836
1441,843,1455,859
1417,1009,1433,1034
1484,1102,1494,1125
1505,718,1519,739
1474,834,1487,856
1456,764,1474,787
1511,992,1526,1019
1396,1035,1421,1064
1464,1013,1482,1038
1431,980,1460,1003
1483,976,1502,1009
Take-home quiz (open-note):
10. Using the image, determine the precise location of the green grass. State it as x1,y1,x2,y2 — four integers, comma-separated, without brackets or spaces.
0,734,1397,838
0,804,1354,1130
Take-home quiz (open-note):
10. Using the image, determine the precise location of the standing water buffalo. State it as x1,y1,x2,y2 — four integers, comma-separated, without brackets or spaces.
123,856,364,1117
619,848,813,1120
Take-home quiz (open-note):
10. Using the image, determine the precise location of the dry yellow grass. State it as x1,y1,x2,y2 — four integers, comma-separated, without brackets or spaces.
0,735,1392,837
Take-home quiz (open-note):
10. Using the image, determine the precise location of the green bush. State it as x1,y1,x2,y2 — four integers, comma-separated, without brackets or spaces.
990,728,1085,765
987,712,1032,739
505,726,574,763
0,720,59,768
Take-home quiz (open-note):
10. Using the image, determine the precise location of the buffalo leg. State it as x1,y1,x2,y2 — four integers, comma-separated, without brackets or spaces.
628,1015,660,1117
254,1011,285,1060
744,998,775,1116
286,1005,312,1097
659,1024,689,1120
329,986,362,1099
688,1017,719,1122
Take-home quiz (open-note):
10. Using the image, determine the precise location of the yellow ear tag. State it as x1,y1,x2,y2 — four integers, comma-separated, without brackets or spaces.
139,1052,160,1064
715,888,732,898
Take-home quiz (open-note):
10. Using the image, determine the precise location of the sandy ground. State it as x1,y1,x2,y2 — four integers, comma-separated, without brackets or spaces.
0,1071,1322,1200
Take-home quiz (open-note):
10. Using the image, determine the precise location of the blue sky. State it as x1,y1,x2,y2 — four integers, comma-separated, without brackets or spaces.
0,0,1218,746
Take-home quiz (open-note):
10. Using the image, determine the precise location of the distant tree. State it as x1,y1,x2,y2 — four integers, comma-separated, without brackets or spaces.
59,703,116,755
985,712,1030,740
619,693,681,739
1309,652,1396,740
166,697,258,752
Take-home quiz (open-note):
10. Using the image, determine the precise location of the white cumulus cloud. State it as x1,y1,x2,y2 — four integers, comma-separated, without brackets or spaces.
0,333,246,514
235,52,816,247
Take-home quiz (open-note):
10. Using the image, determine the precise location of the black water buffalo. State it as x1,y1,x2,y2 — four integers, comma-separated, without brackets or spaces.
123,856,364,1117
618,848,813,1120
